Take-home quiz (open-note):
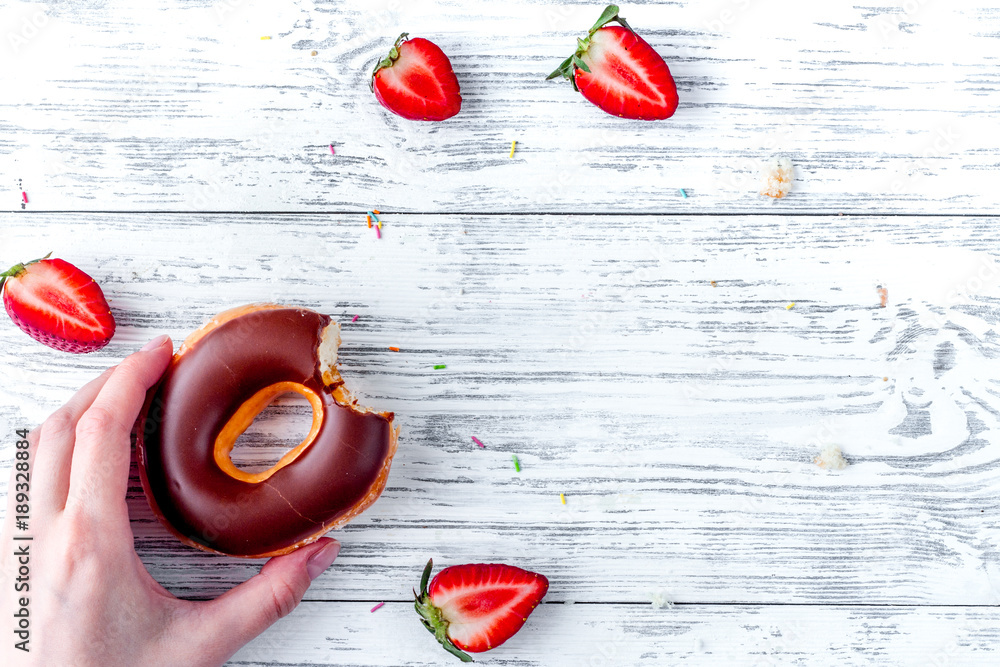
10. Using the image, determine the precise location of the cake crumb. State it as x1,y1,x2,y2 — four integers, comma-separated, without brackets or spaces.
759,157,794,198
814,444,849,471
877,286,888,308
648,590,673,609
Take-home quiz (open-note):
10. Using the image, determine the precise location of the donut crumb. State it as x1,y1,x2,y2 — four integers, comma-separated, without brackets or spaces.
814,444,849,471
318,321,341,384
760,157,794,199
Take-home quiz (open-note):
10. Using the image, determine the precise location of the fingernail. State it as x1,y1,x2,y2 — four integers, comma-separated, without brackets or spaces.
306,540,341,581
140,334,170,352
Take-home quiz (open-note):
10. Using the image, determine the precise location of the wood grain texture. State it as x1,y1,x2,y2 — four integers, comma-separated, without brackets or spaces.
1,0,998,213
1,213,999,620
3,1,1000,662
228,602,1000,666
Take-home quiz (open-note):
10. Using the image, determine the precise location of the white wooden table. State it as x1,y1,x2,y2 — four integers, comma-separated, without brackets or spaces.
3,1,1000,664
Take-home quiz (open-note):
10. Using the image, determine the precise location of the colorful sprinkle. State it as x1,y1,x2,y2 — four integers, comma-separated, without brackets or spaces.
22,192,28,203
786,303,795,310
509,141,516,158
679,189,688,198
260,36,271,40
378,219,383,230
877,287,888,308
512,454,520,472
376,225,381,239
471,436,485,448
373,209,381,215
329,144,335,155
389,346,400,352
560,493,566,505
352,315,359,322
433,364,446,370
370,602,385,613
366,214,372,228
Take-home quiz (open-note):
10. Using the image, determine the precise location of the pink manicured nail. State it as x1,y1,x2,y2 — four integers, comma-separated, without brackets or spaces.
306,541,341,581
141,334,170,352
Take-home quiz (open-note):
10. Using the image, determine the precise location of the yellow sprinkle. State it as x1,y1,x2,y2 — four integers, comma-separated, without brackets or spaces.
261,36,271,40
786,303,795,310
509,141,516,158
560,493,566,505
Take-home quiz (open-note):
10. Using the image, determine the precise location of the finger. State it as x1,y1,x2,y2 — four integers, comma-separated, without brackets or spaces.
31,366,116,514
184,538,340,665
66,335,172,515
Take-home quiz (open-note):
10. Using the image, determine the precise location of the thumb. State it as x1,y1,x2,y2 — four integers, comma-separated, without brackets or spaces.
189,538,340,664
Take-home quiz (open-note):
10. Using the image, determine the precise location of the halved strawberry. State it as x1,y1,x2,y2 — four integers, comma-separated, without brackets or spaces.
414,559,548,662
546,4,678,120
1,254,116,353
371,33,462,121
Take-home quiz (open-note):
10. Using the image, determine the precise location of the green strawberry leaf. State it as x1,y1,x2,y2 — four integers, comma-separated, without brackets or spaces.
370,33,410,91
589,5,621,34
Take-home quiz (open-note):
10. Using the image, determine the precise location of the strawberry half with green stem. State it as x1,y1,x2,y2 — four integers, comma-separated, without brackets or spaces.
371,33,462,121
414,558,549,662
546,4,678,120
1,253,116,353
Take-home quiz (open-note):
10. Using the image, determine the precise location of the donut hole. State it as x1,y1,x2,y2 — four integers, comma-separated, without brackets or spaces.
230,391,316,475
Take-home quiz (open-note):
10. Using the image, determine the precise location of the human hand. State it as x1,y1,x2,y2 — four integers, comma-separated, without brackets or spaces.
0,335,341,666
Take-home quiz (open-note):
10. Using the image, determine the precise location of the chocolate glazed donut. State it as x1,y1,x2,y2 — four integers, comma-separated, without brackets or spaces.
137,304,398,558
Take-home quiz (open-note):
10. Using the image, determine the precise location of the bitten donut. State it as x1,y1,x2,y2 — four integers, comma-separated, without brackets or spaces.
137,304,398,558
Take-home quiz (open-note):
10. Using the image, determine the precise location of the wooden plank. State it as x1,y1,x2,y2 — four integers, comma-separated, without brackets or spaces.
228,602,1000,666
1,1,998,213
1,213,999,607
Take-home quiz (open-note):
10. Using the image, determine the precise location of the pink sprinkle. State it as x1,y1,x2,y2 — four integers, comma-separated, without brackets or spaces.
330,144,335,155
370,602,385,613
471,436,485,448
376,225,381,239
22,192,28,203
352,315,359,322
